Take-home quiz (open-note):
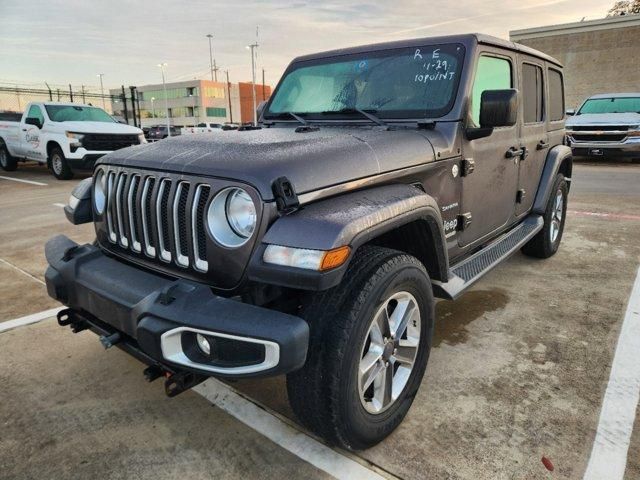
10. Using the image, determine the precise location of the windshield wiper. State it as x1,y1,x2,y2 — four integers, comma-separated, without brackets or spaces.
286,112,308,125
322,108,387,127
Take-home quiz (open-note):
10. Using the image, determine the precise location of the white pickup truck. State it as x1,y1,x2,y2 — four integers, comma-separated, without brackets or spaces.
0,102,145,179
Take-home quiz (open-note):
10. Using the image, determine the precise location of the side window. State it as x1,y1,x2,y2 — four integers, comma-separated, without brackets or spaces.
522,63,544,123
27,105,44,124
471,55,512,127
548,69,564,121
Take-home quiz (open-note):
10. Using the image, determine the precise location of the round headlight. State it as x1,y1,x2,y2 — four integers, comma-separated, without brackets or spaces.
226,188,256,238
207,187,256,248
94,169,106,214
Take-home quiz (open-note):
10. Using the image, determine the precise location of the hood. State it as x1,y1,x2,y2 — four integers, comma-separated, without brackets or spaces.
100,127,436,200
566,112,640,127
53,121,142,134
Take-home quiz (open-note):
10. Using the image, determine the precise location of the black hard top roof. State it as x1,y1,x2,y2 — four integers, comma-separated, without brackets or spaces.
292,33,562,68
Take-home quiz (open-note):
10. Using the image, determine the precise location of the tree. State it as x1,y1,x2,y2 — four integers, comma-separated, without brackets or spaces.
607,0,640,16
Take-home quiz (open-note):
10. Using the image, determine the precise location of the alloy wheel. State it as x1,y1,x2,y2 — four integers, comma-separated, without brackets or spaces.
358,291,421,414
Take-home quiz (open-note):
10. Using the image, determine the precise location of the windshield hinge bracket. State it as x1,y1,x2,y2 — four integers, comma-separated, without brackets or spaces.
272,176,300,214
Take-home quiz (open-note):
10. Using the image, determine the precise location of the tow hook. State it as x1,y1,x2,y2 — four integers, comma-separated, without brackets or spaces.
57,308,88,333
164,371,207,398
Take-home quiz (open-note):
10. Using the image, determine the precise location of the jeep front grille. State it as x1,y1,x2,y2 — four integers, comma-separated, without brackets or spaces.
102,169,211,272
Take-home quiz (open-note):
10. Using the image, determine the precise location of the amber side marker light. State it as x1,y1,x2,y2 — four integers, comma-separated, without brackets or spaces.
320,246,351,271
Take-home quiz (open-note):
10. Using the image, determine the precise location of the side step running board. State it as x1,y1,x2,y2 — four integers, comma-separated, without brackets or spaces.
433,215,544,300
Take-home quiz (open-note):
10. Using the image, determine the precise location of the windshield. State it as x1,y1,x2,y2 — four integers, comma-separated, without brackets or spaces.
45,105,116,123
265,43,464,120
578,97,640,115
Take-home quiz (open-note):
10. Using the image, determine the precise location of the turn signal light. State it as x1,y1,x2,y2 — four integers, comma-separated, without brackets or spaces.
320,246,351,271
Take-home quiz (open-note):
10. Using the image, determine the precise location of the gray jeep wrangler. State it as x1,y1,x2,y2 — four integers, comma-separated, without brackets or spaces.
45,33,572,450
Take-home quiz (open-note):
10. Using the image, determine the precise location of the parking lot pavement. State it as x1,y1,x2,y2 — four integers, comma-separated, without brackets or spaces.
1,160,639,479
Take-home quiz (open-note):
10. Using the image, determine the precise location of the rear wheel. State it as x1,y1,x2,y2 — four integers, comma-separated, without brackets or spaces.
522,173,568,258
49,147,74,180
0,142,17,171
286,246,434,450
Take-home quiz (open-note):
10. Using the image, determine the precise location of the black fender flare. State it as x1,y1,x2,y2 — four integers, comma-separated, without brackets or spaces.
248,184,448,291
533,145,572,215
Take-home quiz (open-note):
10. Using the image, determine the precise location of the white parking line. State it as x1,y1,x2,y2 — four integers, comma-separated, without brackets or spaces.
0,307,62,333
194,380,389,480
52,203,66,208
0,175,47,186
584,266,640,480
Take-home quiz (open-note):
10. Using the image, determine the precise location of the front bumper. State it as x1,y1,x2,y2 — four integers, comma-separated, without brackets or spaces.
567,138,640,157
44,235,309,378
66,154,105,170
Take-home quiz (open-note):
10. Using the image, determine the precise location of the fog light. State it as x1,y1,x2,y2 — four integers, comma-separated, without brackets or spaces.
196,333,211,356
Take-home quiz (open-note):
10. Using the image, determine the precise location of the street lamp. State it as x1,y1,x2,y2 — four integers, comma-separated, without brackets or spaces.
151,97,156,119
157,63,171,137
96,73,105,109
206,34,218,82
246,43,258,126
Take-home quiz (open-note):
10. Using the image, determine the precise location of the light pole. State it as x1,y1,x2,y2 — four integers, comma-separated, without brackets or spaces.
246,42,258,126
96,73,105,109
151,97,156,120
157,63,171,137
206,34,218,82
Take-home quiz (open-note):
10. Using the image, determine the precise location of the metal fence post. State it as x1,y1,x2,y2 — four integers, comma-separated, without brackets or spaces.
121,86,129,125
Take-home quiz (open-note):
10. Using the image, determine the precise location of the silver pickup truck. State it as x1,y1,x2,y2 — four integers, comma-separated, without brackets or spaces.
565,93,640,160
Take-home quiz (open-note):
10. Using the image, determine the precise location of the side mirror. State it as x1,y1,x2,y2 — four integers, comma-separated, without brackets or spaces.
467,89,518,140
256,100,267,121
25,117,42,129
565,109,575,116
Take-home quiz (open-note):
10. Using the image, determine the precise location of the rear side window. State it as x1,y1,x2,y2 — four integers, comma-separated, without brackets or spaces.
471,56,512,127
548,69,564,121
522,63,544,123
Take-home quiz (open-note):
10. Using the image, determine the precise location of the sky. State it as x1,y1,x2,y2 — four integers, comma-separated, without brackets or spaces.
0,0,610,93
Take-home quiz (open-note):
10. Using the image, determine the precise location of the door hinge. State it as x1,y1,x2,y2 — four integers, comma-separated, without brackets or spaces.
461,158,475,177
516,189,526,203
457,212,472,231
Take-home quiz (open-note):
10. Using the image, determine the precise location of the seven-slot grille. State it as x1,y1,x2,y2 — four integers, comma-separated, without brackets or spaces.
102,169,211,273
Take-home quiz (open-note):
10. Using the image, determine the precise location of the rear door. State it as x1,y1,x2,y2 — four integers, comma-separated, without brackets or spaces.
515,57,547,216
459,50,520,247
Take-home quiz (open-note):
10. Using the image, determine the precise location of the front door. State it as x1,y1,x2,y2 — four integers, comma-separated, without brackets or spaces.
458,52,520,247
516,58,548,216
21,105,45,161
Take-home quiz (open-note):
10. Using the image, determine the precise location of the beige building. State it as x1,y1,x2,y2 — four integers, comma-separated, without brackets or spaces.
510,14,640,109
110,79,271,127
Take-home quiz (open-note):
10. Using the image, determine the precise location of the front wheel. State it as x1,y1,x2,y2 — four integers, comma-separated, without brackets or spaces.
0,142,17,171
522,173,568,258
287,246,434,450
49,147,74,180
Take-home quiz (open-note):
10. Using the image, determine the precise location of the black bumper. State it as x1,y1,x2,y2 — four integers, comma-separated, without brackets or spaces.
571,147,640,158
67,154,105,170
44,235,309,378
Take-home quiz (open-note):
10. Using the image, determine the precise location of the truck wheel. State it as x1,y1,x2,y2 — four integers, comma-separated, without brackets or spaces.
0,142,17,171
287,246,434,450
522,173,568,259
49,147,74,180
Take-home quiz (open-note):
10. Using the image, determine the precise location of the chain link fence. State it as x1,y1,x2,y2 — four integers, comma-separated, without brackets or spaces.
0,85,143,127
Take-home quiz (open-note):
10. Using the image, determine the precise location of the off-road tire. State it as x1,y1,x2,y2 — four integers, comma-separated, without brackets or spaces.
286,246,434,450
522,173,568,258
49,147,74,180
0,142,17,171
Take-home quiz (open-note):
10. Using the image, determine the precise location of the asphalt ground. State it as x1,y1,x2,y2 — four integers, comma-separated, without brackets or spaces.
1,159,639,479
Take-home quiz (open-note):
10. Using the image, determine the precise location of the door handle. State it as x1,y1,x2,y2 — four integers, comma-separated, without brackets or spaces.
22,128,27,131
505,146,528,160
536,140,549,150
